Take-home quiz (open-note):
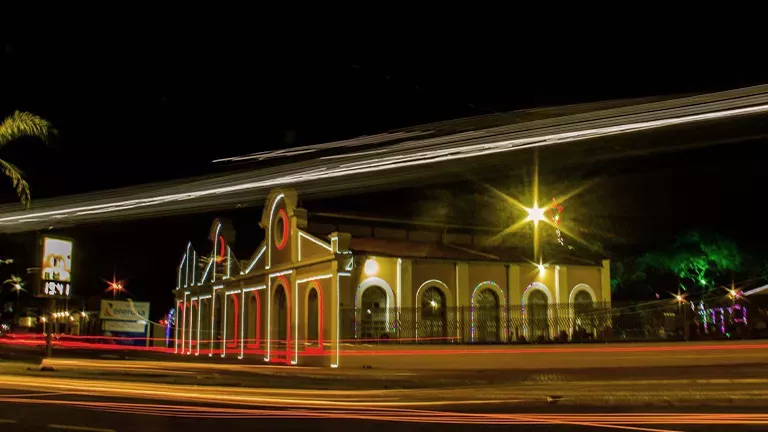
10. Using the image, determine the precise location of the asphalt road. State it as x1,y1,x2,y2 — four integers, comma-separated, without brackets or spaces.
0,388,767,431
4,341,768,430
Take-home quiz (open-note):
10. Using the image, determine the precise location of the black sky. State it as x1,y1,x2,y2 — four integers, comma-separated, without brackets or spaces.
1,36,767,317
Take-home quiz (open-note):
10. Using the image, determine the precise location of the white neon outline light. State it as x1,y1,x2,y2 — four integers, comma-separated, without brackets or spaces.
397,258,402,309
266,193,285,270
332,272,351,368
243,285,266,292
298,231,333,262
181,292,188,353
196,296,202,355
221,291,228,358
470,281,507,343
293,279,298,365
174,302,180,354
245,245,266,274
297,274,334,284
177,254,186,290
188,296,194,354
265,270,293,362
455,264,460,339
222,289,240,359
212,223,221,282
239,287,245,359
555,265,560,304
199,259,213,285
293,274,334,365
192,250,196,286
198,294,212,299
415,279,452,340
185,244,190,287
355,277,395,334
330,235,339,253
225,247,231,279
210,284,223,356
522,282,553,339
568,283,597,337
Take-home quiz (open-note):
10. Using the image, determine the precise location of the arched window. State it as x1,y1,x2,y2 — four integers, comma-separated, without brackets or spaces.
475,289,500,343
360,286,387,340
420,286,447,341
527,290,549,341
307,288,319,345
573,290,595,337
247,295,260,347
274,286,288,353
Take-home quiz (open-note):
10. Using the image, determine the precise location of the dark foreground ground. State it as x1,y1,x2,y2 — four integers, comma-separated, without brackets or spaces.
0,388,767,432
3,341,768,430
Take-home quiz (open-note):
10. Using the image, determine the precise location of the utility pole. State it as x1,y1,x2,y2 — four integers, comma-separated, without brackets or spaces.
45,297,54,358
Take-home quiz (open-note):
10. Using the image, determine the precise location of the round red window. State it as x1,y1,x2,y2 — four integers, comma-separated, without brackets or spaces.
274,208,289,250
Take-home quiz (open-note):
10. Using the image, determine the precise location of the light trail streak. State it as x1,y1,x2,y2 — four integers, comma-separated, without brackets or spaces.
1,87,768,232
6,391,768,429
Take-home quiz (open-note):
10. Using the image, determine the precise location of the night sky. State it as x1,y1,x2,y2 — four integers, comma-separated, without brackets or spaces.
1,37,767,318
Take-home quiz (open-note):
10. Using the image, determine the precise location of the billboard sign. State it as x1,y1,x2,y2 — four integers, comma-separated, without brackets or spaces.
103,320,146,333
40,236,73,297
100,300,150,322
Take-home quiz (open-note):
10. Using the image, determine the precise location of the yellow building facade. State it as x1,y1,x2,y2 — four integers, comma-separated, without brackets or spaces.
173,188,611,367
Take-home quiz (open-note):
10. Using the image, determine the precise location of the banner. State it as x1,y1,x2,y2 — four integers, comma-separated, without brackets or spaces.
100,300,150,322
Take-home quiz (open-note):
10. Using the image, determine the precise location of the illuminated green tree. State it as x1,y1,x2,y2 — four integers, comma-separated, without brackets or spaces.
0,111,54,207
636,231,742,291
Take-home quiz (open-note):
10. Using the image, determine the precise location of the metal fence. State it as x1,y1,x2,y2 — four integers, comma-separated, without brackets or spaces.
340,300,760,344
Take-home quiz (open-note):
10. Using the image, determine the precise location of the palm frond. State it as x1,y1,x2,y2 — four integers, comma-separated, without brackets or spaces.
0,111,54,147
0,158,30,208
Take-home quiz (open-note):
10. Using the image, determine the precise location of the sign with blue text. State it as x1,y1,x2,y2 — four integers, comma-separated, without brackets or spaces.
100,300,150,322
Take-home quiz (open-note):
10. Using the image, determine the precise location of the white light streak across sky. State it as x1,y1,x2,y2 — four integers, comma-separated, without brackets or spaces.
2,85,768,232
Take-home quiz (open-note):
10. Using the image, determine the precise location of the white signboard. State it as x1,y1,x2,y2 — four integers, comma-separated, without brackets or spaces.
100,300,150,322
103,320,146,333
40,236,73,298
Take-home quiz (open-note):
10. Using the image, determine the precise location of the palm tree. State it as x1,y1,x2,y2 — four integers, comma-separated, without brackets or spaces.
0,111,54,207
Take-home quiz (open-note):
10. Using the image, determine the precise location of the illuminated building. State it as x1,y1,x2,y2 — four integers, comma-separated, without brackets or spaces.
173,188,611,367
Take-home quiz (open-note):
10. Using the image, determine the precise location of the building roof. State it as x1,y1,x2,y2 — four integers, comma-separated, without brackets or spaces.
348,237,603,266
348,237,494,261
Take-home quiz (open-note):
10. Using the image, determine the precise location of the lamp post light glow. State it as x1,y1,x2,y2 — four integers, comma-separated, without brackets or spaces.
537,262,546,275
525,204,547,225
364,258,379,277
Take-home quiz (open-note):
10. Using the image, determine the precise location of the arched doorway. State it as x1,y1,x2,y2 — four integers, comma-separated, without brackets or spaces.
360,286,387,340
307,288,319,347
420,286,447,341
475,289,500,343
214,301,223,350
199,298,209,355
247,294,260,348
273,285,288,357
573,290,595,338
527,290,549,341
189,300,198,353
227,294,239,349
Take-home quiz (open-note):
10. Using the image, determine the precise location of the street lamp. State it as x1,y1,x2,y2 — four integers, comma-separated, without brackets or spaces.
525,203,548,261
525,204,547,225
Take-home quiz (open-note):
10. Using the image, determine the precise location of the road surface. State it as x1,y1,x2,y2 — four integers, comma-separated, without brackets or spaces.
0,387,768,431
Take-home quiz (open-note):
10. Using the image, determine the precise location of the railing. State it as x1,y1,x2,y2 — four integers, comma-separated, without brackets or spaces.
341,300,759,344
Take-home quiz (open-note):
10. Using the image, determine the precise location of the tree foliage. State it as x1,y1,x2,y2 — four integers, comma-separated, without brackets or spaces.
635,231,742,290
0,111,54,207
